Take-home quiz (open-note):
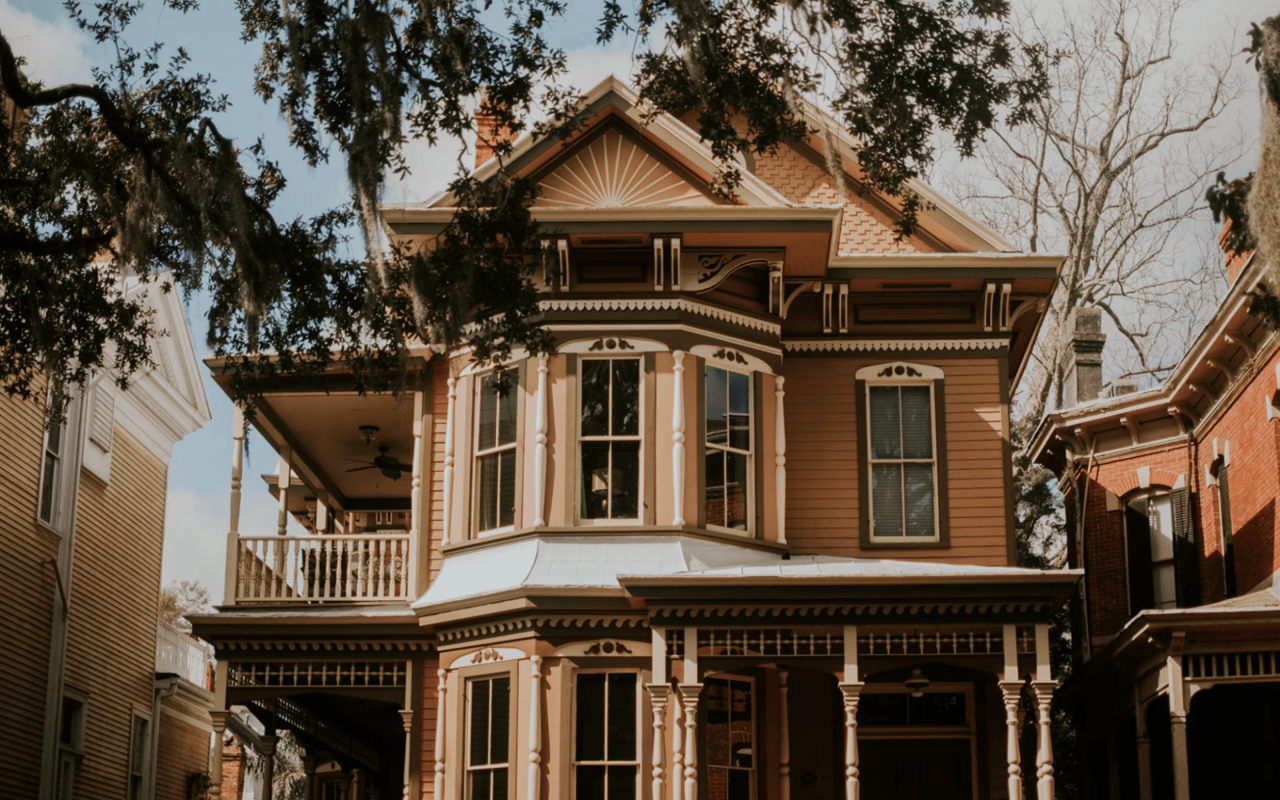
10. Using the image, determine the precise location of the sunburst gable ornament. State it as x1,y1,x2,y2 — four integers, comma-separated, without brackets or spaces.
536,129,714,208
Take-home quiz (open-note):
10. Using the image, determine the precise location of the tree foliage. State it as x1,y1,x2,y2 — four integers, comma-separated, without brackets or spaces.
157,578,211,631
2,0,1043,416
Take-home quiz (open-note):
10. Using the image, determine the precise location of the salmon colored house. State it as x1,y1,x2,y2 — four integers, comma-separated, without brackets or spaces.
192,77,1078,800
0,274,212,800
1030,223,1280,799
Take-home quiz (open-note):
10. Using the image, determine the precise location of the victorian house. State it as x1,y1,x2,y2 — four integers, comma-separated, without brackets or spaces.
192,77,1077,800
1031,220,1280,798
0,271,212,800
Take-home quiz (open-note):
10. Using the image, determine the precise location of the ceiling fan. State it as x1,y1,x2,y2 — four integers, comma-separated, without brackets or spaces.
345,446,412,481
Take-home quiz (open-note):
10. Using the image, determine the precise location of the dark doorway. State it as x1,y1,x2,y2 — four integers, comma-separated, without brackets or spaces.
860,738,973,800
1188,682,1280,797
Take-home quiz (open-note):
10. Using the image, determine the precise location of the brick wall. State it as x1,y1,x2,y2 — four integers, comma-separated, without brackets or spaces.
220,736,246,800
155,710,212,800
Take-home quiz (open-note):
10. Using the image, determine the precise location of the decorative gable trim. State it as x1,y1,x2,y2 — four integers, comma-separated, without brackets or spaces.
539,297,781,336
784,338,1008,354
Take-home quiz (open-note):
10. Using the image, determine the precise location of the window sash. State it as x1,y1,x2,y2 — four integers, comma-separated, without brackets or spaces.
580,359,642,521
39,419,65,524
705,367,753,532
475,375,518,534
704,675,756,800
866,383,938,540
467,677,511,800
573,671,640,800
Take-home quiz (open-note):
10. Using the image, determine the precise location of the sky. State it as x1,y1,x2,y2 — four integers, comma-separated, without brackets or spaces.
1,0,1276,594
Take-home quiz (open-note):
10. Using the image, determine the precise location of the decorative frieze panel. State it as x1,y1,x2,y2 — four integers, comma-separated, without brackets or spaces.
650,602,1051,625
552,639,651,657
228,660,407,689
436,614,648,644
540,297,782,336
664,625,1037,659
1184,651,1280,682
785,338,1009,353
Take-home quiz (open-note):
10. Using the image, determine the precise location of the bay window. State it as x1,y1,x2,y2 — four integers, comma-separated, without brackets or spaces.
467,676,511,800
580,358,641,520
705,367,752,531
475,374,518,535
573,672,638,800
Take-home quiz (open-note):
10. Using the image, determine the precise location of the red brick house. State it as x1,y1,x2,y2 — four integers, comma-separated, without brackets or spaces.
1031,227,1280,799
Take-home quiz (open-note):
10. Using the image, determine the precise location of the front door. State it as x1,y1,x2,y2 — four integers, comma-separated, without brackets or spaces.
860,738,973,800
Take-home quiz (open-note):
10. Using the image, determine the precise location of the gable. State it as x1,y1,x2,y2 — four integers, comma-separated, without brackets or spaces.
533,124,725,210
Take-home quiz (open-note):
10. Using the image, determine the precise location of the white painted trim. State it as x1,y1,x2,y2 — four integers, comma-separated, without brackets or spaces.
856,362,945,381
786,338,1007,353
558,337,669,354
459,347,529,376
540,298,781,336
545,323,783,358
690,344,773,375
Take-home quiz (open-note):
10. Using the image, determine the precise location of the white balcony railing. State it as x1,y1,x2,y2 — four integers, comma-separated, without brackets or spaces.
231,533,411,603
155,621,210,686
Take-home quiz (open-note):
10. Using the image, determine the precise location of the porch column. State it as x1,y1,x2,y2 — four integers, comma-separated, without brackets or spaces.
442,376,457,546
408,390,426,598
778,669,791,800
399,709,414,800
276,448,292,537
224,405,247,605
841,625,863,800
1167,651,1191,800
647,627,670,800
434,669,448,800
528,656,543,800
301,755,318,800
679,684,703,800
260,733,278,800
1000,624,1025,800
1030,682,1055,800
208,711,230,800
680,627,701,800
672,351,686,525
1134,690,1153,800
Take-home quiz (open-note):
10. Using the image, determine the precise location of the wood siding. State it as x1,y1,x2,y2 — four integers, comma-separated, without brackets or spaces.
784,357,1011,565
0,389,58,799
64,423,169,800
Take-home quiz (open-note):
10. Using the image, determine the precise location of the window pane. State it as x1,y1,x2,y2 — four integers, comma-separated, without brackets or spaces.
858,693,909,726
611,360,640,436
498,450,516,528
900,386,933,459
491,769,507,800
582,441,611,519
606,765,636,800
478,379,498,451
725,452,749,530
582,361,610,437
872,463,903,537
490,678,510,764
498,383,518,446
705,680,731,766
910,692,967,726
470,680,491,765
576,765,605,800
607,673,636,760
903,463,935,537
47,420,62,455
40,453,57,522
728,412,750,453
470,770,491,800
1155,563,1177,609
727,768,751,800
869,386,901,459
705,451,725,528
728,371,750,416
1150,495,1175,561
706,368,727,445
611,441,640,519
478,454,499,532
576,674,606,762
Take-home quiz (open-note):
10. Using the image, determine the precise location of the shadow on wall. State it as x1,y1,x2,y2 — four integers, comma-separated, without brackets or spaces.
1235,500,1276,593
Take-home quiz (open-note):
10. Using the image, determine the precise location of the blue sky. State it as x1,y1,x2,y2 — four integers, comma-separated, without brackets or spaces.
1,0,1273,594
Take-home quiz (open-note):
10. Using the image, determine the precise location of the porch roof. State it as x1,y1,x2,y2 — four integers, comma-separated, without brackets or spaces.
412,533,1081,621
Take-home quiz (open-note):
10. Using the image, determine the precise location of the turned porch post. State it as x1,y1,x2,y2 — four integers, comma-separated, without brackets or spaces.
259,732,278,800
400,658,418,800
680,626,701,800
840,624,864,800
1134,689,1153,800
528,656,543,800
442,376,458,546
774,375,787,545
1000,624,1026,800
408,390,427,599
434,669,448,800
533,356,549,526
778,669,791,800
1031,622,1055,800
209,660,230,800
647,627,670,800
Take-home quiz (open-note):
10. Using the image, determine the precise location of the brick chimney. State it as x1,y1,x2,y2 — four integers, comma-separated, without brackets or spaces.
1218,218,1253,285
474,91,513,170
1063,307,1106,407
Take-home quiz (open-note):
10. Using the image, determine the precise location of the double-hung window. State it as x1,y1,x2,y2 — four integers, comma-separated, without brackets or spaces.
467,676,511,800
858,363,946,544
705,367,752,531
39,414,66,525
705,675,755,800
128,712,149,800
574,672,638,800
580,359,641,520
475,375,518,535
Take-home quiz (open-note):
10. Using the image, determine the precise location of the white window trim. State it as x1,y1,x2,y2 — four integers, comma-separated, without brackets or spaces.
570,669,642,800
127,709,151,800
577,356,645,525
54,692,88,800
858,362,944,544
37,390,86,536
473,372,520,538
703,365,755,537
1125,489,1178,611
702,673,758,800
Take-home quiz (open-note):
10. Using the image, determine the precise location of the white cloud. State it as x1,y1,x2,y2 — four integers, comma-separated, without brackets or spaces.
0,1,94,87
